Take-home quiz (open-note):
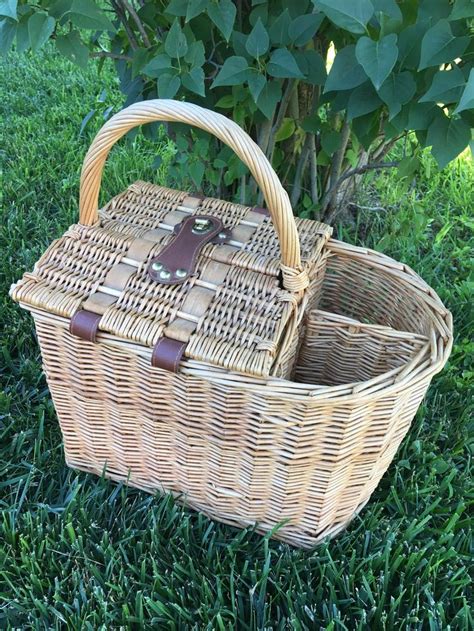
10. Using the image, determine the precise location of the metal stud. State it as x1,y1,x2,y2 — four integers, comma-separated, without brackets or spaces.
218,232,228,239
151,261,163,272
159,269,171,280
175,268,187,278
192,218,213,234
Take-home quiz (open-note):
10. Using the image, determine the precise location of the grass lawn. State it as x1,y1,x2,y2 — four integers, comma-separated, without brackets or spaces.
1,47,472,629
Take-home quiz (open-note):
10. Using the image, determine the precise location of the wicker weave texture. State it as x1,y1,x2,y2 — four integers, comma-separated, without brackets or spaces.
11,182,331,377
24,239,451,548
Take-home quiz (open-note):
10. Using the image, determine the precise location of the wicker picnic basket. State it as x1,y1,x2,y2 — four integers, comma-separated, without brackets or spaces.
10,100,452,548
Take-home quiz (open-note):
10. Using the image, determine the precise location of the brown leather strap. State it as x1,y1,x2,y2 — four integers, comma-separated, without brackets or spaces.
148,214,225,285
70,310,102,342
151,337,187,372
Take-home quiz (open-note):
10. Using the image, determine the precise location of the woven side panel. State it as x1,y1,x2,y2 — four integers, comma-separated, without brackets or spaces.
34,313,433,548
320,249,437,336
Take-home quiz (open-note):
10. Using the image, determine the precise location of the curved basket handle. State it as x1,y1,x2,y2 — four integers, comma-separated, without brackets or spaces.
79,99,308,292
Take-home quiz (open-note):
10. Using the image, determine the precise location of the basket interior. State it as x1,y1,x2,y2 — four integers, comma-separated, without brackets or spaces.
294,244,431,387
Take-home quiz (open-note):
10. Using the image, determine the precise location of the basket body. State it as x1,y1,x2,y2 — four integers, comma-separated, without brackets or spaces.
24,238,452,548
10,100,452,548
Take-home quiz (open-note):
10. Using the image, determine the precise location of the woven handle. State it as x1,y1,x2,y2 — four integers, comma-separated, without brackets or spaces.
79,99,308,292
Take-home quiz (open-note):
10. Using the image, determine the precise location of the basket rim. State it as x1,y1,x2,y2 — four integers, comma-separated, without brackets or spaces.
21,238,453,405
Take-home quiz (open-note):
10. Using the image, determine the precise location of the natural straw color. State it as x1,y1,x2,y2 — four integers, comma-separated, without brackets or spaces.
10,100,452,548
79,99,308,291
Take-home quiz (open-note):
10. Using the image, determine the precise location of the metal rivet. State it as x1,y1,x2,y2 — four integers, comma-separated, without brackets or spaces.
159,269,171,280
151,261,163,272
218,232,227,239
192,218,213,234
175,268,187,278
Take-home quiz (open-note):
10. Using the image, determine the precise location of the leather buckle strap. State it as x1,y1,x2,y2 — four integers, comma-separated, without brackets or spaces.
148,214,225,285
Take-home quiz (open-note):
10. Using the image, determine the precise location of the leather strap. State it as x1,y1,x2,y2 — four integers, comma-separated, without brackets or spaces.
151,337,187,372
70,310,102,342
148,214,225,285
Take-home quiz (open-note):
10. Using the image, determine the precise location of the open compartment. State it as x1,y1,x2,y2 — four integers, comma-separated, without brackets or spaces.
294,309,429,386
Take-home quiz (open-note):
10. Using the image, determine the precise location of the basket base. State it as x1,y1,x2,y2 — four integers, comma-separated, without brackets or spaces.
65,457,371,548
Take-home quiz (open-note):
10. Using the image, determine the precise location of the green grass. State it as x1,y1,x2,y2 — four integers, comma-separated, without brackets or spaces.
1,47,473,630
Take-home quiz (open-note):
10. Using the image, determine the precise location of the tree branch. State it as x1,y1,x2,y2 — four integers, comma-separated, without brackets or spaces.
90,51,133,61
323,161,399,222
120,0,151,48
308,132,318,205
111,0,139,50
290,133,312,207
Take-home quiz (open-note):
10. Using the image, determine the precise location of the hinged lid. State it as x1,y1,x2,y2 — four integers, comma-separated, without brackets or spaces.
11,100,332,377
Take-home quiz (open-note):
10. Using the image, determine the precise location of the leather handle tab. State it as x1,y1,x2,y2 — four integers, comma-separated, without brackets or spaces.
151,337,187,372
70,310,102,342
148,214,225,285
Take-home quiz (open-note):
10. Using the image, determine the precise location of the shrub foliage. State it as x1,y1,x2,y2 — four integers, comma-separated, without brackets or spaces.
1,0,473,217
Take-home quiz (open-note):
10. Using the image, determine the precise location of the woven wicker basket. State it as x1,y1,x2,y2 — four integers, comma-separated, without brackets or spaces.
11,100,452,548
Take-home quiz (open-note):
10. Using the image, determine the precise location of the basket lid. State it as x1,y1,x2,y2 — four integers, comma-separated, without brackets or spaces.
12,182,331,377
11,99,332,377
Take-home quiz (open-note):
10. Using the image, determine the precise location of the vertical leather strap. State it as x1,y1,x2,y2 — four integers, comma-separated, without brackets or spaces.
70,310,102,342
151,338,187,372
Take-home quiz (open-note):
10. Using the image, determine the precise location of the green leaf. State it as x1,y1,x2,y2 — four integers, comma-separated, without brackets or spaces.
158,73,181,98
185,0,208,22
407,102,440,130
347,82,382,120
207,0,236,41
28,12,55,52
419,20,469,70
0,0,17,21
267,48,304,78
427,113,471,167
165,19,188,58
372,0,402,22
215,94,234,108
143,54,173,77
294,49,326,85
324,45,366,92
398,22,427,70
379,71,416,119
0,17,16,53
420,66,465,105
269,9,291,46
69,0,115,31
55,30,88,67
288,12,324,47
397,155,421,180
355,34,398,91
49,0,73,19
450,0,474,20
454,68,474,114
165,0,188,16
182,66,205,96
185,40,205,68
313,0,374,34
211,56,249,88
256,81,282,118
275,118,295,142
245,18,269,58
188,160,205,187
16,17,29,52
321,130,342,155
247,71,266,101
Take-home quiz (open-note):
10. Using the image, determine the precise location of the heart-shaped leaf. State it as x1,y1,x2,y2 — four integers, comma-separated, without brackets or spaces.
356,34,398,90
419,19,469,70
314,0,374,34
245,17,269,58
